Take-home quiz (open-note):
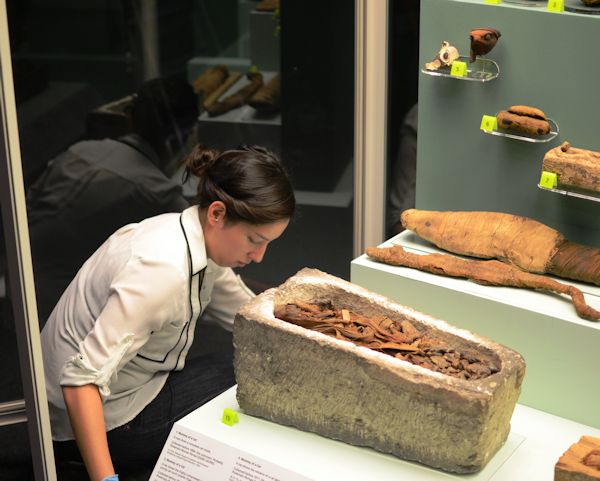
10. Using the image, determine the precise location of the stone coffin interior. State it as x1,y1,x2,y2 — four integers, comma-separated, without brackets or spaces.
233,268,526,474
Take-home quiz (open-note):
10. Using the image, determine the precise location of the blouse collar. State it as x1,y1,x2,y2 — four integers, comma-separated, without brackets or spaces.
180,205,208,275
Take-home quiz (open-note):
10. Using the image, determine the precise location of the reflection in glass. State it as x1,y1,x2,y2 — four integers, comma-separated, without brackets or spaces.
4,0,357,477
386,1,420,239
0,201,32,477
0,229,24,403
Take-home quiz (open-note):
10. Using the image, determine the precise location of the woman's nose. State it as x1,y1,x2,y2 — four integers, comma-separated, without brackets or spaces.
249,243,267,263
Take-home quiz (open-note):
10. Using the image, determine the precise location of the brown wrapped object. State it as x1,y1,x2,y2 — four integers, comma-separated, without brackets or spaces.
202,71,242,111
555,435,600,481
543,141,600,193
275,300,500,379
192,65,228,100
508,105,547,120
205,72,263,117
497,110,550,136
469,28,501,62
248,74,281,113
365,245,600,321
401,209,564,273
400,209,600,287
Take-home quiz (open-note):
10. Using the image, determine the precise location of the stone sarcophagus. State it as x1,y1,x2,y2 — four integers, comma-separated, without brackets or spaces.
233,269,525,474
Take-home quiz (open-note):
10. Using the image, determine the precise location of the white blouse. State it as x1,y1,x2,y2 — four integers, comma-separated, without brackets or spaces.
41,205,254,440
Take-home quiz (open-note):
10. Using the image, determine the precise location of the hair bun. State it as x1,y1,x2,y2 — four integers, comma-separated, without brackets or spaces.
184,144,220,179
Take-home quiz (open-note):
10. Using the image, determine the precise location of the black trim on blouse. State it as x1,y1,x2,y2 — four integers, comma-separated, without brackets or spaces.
136,212,204,365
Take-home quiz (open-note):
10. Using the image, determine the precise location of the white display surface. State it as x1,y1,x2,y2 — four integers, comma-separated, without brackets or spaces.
151,386,600,481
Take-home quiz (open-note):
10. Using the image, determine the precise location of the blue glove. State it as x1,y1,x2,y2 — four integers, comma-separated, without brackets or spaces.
101,475,119,481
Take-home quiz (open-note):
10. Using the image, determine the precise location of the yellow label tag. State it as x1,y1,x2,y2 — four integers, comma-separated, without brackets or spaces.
539,171,558,189
480,115,498,132
485,0,501,4
222,408,240,426
450,61,467,77
548,0,564,12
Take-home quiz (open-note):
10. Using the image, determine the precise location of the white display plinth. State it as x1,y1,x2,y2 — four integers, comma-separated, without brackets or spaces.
150,386,600,481
351,231,600,429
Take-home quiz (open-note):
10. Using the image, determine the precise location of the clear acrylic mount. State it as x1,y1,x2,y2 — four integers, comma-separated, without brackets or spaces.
538,182,600,203
483,115,559,143
421,56,499,82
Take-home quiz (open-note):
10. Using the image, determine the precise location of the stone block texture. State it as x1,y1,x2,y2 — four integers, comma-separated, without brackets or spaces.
233,268,525,473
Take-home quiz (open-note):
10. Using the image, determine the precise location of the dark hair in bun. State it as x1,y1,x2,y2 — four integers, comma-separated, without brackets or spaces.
183,144,295,225
183,145,220,179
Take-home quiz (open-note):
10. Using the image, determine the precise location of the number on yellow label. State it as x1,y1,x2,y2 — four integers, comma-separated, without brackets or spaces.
539,171,558,189
480,115,498,132
548,0,564,12
222,408,240,426
450,61,467,77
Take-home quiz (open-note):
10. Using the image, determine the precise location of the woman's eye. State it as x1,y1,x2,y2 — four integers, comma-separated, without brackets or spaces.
248,236,260,245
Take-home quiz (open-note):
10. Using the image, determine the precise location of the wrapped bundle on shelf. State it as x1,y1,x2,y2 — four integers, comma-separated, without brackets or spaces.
400,208,600,288
543,141,600,193
496,105,550,136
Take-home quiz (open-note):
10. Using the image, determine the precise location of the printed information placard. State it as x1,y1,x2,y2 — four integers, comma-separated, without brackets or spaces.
150,425,313,481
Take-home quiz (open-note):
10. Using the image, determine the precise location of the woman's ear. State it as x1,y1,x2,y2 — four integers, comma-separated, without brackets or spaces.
206,201,227,226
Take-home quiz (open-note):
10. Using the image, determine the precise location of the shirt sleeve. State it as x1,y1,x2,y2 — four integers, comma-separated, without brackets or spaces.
202,267,255,332
59,257,187,399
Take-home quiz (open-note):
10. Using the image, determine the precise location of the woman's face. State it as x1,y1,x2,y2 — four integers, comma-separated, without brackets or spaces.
206,217,290,268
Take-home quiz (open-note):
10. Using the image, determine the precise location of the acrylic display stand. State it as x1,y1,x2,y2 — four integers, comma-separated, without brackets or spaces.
482,116,559,143
538,182,600,204
421,56,499,82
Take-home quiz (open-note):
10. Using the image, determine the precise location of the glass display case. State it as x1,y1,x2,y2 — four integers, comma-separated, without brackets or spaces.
9,0,600,478
0,0,357,478
356,0,600,471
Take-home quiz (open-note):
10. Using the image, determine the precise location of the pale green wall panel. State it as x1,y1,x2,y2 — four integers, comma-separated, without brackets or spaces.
417,0,600,244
